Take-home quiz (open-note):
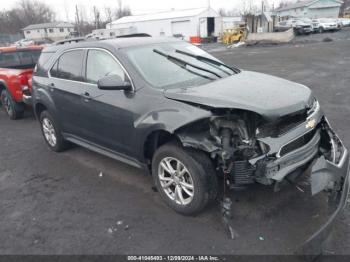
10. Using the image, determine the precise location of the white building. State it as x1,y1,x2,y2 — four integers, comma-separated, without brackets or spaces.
106,7,222,41
275,0,343,19
22,22,75,41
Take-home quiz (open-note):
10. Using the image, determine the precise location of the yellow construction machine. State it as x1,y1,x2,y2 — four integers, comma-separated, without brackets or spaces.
222,25,247,45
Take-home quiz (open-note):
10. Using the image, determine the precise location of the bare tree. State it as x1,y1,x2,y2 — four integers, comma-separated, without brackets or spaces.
104,7,113,23
74,4,95,36
277,0,296,9
240,0,259,15
0,0,55,34
218,8,240,17
115,0,132,19
18,0,55,25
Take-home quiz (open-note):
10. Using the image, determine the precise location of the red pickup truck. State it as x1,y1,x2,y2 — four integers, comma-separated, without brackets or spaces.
0,46,42,119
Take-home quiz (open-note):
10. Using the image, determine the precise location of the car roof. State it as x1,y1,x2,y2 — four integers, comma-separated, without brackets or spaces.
0,45,43,53
42,37,182,53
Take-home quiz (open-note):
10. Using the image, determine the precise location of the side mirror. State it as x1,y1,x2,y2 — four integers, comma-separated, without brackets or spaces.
97,75,132,91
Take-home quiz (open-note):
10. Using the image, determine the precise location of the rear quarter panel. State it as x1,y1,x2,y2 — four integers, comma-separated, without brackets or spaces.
0,68,33,102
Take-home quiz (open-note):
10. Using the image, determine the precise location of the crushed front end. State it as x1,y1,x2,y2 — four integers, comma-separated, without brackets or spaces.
177,98,349,251
252,99,349,198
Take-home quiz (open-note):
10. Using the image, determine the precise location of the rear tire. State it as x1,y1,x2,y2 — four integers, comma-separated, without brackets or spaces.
152,143,217,215
1,89,24,120
39,110,69,152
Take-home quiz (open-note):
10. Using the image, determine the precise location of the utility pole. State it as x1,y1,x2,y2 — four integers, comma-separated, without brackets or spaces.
75,5,80,36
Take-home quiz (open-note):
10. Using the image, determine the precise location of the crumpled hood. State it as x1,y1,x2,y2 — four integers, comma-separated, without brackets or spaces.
164,71,313,121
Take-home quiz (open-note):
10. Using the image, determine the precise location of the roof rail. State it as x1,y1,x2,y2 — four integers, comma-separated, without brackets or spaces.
54,37,87,45
116,33,151,38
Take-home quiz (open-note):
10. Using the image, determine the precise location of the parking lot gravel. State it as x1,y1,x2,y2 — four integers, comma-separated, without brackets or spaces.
0,37,349,256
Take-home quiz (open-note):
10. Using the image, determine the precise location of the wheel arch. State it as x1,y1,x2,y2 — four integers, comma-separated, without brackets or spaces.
0,81,6,106
143,129,180,168
0,80,9,93
34,102,48,119
142,117,216,172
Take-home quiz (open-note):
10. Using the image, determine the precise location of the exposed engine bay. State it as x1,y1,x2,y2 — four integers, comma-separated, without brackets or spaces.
176,99,346,195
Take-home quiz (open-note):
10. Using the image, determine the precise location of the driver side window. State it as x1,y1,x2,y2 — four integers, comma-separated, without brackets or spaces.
86,49,127,84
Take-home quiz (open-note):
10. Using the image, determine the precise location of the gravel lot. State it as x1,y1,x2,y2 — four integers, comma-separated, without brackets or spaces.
0,36,349,256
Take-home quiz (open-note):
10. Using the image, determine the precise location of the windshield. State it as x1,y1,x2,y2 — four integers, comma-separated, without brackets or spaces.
124,41,237,89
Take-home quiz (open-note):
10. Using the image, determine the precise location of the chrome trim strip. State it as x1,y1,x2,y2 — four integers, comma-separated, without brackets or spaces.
47,47,135,92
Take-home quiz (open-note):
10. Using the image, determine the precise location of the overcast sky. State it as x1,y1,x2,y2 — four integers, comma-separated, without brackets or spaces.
4,0,282,21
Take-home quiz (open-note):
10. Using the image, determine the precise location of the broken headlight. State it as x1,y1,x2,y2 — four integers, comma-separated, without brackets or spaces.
307,98,320,117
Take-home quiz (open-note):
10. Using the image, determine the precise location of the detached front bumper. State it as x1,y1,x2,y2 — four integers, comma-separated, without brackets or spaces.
301,147,349,254
259,116,348,197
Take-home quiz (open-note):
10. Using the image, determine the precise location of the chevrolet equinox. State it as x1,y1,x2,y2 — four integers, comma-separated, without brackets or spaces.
32,37,349,215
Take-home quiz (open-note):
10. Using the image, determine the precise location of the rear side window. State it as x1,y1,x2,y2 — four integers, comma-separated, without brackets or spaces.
50,50,84,81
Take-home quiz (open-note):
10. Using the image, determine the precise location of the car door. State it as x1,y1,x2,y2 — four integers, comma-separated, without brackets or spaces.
48,49,87,136
77,48,136,156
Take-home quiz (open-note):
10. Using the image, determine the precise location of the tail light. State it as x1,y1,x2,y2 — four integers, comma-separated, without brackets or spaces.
28,78,33,89
18,74,31,93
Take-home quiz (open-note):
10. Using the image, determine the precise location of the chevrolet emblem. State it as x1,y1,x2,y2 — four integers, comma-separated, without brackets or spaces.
306,119,316,129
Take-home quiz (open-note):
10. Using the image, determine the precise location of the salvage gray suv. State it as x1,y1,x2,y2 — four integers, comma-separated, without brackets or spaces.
32,37,349,217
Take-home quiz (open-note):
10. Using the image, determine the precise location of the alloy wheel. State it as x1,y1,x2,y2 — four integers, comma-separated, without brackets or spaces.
158,157,194,205
42,118,57,147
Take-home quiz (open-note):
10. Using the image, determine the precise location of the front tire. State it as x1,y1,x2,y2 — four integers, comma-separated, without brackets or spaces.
1,89,24,120
152,143,217,215
40,110,68,152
